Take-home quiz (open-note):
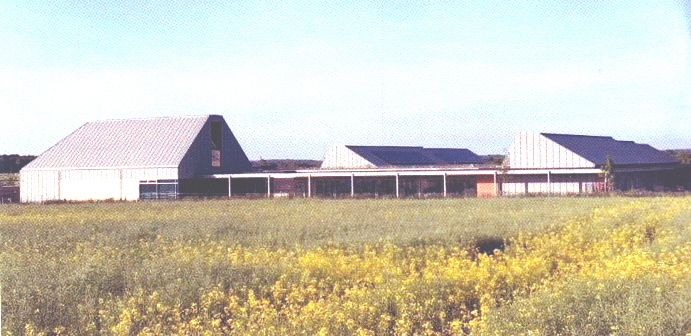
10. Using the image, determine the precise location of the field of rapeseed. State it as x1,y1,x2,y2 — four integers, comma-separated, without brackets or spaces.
2,197,690,335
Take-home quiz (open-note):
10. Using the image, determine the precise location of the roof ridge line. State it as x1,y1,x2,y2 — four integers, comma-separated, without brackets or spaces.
90,115,212,123
540,132,613,139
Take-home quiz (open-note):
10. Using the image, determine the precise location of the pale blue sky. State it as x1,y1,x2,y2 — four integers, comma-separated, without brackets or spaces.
1,0,690,159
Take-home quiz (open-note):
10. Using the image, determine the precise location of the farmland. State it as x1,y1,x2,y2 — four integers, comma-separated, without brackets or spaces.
2,197,691,335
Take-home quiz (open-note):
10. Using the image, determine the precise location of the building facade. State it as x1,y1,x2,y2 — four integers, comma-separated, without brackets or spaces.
501,132,681,195
20,115,251,202
19,120,687,202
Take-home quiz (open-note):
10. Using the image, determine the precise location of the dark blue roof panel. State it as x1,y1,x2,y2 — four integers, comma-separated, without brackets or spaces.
373,151,436,165
427,148,483,164
345,146,482,167
541,133,678,166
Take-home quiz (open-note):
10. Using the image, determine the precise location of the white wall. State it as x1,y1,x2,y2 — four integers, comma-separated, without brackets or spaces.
20,170,59,203
321,145,376,169
20,167,178,202
507,132,594,169
60,169,120,201
501,181,594,195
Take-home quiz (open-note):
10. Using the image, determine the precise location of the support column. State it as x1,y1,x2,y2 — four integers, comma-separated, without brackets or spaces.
547,171,552,195
267,176,271,198
119,169,123,201
395,173,400,198
228,176,232,197
443,173,447,198
307,174,312,198
58,170,62,201
493,171,498,196
350,174,355,197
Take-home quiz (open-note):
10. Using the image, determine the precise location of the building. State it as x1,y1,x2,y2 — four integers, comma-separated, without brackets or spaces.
321,145,483,169
19,118,687,202
217,133,682,198
217,145,492,198
20,115,251,202
500,131,681,194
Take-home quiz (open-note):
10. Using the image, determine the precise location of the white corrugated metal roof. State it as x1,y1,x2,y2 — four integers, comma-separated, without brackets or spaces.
23,115,210,169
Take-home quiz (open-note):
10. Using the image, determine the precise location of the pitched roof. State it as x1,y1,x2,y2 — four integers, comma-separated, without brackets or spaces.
345,146,482,167
541,133,678,166
23,115,210,169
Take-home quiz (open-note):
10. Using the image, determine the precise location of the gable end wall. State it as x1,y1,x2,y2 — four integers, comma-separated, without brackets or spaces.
321,145,377,169
179,116,252,178
507,132,595,169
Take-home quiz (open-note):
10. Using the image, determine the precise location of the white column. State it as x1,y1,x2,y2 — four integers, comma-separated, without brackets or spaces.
267,176,271,198
547,171,552,195
228,176,232,197
493,171,498,196
395,173,400,198
418,178,422,198
307,174,312,198
443,173,447,198
350,174,355,197
58,170,62,200
119,169,124,201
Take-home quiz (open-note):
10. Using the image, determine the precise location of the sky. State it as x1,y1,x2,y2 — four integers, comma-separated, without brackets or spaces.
1,0,691,160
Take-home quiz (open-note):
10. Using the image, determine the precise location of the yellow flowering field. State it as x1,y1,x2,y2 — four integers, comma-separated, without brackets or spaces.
2,197,691,335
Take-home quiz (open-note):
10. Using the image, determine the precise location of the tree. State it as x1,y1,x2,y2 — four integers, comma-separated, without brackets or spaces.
675,151,691,165
601,155,615,192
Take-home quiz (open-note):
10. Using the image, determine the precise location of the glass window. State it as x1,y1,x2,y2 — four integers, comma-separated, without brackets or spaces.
139,184,157,200
139,180,178,200
157,183,177,199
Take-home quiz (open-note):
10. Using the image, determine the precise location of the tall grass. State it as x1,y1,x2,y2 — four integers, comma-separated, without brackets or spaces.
2,197,690,335
1,197,625,247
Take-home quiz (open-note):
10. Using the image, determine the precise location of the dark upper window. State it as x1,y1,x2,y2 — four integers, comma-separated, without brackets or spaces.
211,122,222,167
211,122,222,150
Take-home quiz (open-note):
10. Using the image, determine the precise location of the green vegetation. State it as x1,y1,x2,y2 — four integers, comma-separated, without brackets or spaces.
2,197,690,335
0,198,625,247
665,149,691,165
0,173,19,187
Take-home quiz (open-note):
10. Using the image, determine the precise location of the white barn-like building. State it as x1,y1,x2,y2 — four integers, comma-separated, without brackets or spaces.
20,115,251,202
501,131,680,194
506,131,678,169
19,121,688,201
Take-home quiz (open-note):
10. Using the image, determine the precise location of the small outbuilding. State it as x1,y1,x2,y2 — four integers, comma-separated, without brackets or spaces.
20,115,251,202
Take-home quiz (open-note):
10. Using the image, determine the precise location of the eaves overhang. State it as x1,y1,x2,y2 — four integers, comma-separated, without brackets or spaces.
21,165,179,171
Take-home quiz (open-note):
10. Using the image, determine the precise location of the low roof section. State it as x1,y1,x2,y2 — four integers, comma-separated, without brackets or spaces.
321,144,483,169
21,115,252,175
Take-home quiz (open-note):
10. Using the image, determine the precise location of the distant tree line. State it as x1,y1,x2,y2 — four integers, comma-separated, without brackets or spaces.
481,155,505,166
252,159,323,171
665,149,691,165
251,156,506,171
0,155,35,173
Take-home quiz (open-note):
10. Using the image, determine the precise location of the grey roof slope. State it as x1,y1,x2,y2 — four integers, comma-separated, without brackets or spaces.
541,133,678,166
345,146,482,167
23,115,210,169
